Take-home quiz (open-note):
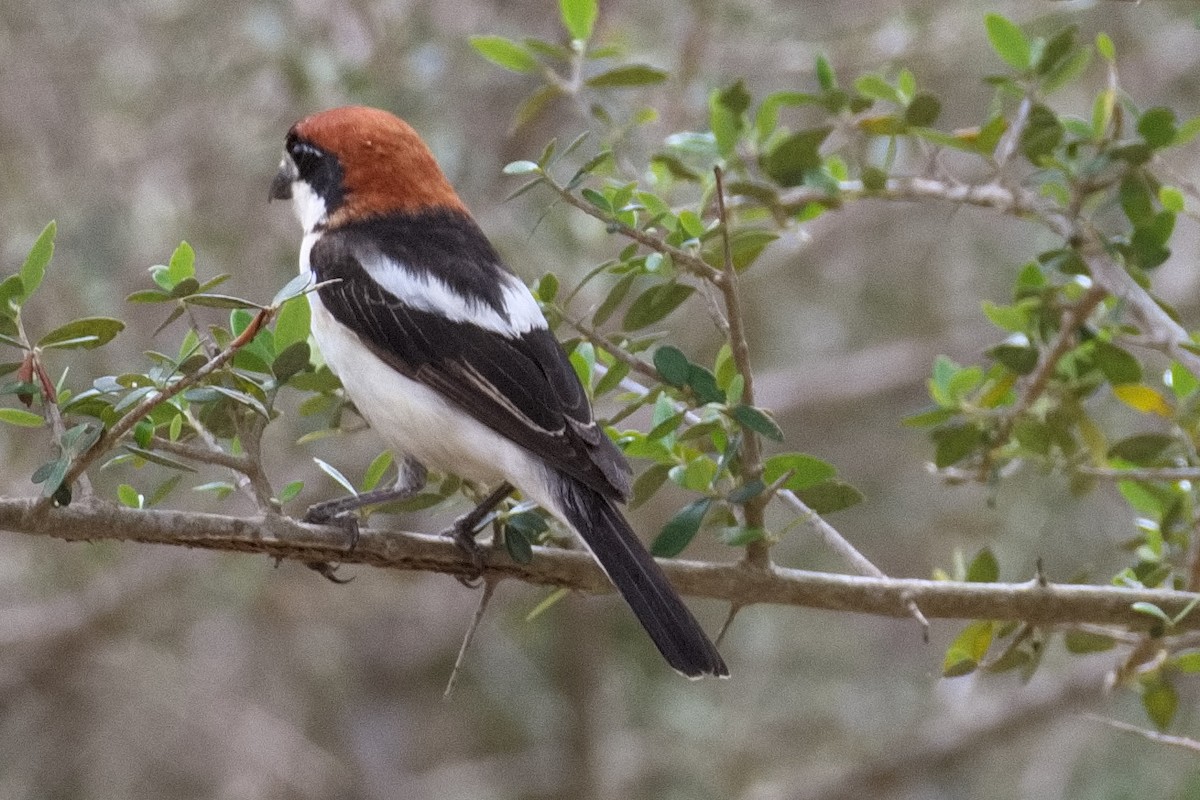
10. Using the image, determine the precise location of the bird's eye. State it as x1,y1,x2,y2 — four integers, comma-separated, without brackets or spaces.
288,141,326,175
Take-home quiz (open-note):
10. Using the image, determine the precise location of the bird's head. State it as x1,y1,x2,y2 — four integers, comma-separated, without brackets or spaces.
269,106,466,233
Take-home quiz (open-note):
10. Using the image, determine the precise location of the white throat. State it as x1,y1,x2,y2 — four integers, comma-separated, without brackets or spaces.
292,179,329,233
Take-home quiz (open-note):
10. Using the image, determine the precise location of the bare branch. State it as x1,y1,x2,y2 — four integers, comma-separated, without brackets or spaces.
2,497,1199,631
1083,715,1200,754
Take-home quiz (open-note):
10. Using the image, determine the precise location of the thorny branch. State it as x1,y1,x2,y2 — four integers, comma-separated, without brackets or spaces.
1,497,1198,631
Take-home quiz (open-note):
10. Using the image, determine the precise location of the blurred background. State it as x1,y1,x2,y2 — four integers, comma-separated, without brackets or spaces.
2,0,1199,797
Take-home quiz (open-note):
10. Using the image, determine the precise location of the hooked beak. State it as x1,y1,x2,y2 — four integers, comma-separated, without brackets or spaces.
269,158,297,201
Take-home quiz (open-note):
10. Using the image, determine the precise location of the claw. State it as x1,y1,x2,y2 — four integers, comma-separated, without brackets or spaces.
303,507,361,584
443,518,486,587
307,560,355,584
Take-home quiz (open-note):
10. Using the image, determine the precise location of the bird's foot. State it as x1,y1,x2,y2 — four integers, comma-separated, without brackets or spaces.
442,515,486,587
302,504,361,584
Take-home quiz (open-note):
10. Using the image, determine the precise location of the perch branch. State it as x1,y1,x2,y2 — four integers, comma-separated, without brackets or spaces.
3,497,1199,631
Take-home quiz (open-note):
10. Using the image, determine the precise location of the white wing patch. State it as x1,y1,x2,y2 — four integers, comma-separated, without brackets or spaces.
360,252,547,337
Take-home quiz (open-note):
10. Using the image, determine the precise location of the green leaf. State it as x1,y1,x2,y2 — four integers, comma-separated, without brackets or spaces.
815,54,837,91
670,456,717,492
654,346,691,387
469,36,538,73
271,341,312,382
904,93,941,127
686,365,724,405
535,272,559,303
1093,341,1142,385
1063,630,1116,654
763,453,836,491
629,463,671,509
123,445,198,473
585,65,668,89
34,457,69,498
1138,107,1177,149
1120,172,1156,226
0,275,26,317
1107,433,1176,465
984,13,1032,70
167,241,196,287
117,484,143,509
503,523,534,564
1131,601,1173,625
559,0,597,41
1173,650,1200,672
943,620,995,677
207,385,270,419
730,404,784,442
1159,186,1185,214
193,481,236,500
1020,103,1064,162
967,547,999,583
651,498,712,557
795,479,863,514
761,127,833,187
184,293,263,310
1096,32,1115,61
854,74,900,104
133,418,154,449
274,295,311,352
1142,678,1178,730
933,424,984,468
278,480,304,503
37,317,125,350
313,457,357,496
988,343,1039,375
622,282,695,330
126,289,172,303
146,474,182,507
363,450,394,492
19,221,56,301
591,273,635,327
0,407,44,427
1035,25,1077,75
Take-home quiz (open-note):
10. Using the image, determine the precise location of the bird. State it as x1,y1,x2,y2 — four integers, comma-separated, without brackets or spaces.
269,106,727,678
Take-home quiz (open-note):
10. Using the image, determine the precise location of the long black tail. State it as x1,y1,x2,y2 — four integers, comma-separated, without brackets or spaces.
554,478,728,678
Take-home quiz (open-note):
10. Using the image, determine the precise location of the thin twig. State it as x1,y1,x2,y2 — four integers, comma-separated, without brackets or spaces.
713,166,770,568
993,94,1034,171
540,175,723,282
558,309,661,383
444,577,499,698
1079,466,1200,482
41,306,277,513
1083,715,1200,754
778,488,930,638
149,435,256,473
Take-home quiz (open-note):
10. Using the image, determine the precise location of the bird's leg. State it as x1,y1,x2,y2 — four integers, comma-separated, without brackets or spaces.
441,481,514,584
303,456,427,582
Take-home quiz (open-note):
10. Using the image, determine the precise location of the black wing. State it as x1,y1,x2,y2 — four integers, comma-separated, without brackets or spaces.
309,220,632,500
